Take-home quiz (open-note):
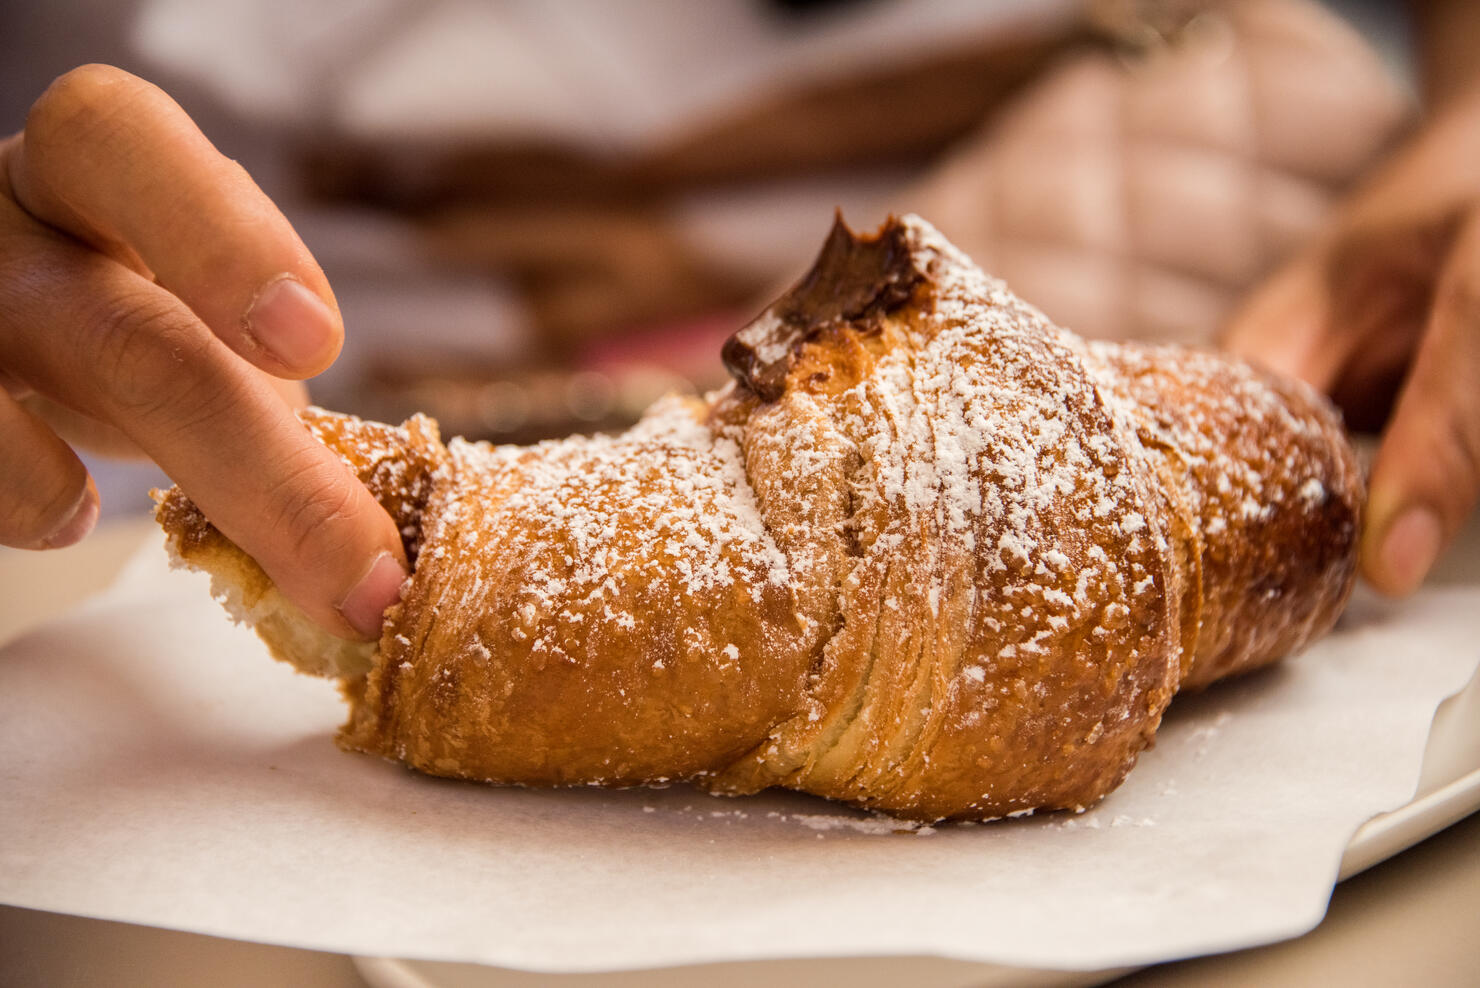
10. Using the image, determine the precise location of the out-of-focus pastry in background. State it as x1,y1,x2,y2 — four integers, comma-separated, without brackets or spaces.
128,0,1083,440
0,0,1412,490
907,0,1409,344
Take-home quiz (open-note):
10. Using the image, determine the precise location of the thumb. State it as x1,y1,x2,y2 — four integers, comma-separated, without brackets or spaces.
1362,212,1480,595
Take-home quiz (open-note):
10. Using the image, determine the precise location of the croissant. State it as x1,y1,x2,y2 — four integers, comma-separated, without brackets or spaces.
156,215,1360,821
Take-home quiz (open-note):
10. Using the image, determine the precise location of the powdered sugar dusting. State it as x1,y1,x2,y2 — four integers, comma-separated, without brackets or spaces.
410,394,794,670
783,811,936,835
722,214,1182,818
1081,335,1361,687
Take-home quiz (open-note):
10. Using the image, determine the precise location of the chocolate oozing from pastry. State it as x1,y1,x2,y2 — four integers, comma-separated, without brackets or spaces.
722,213,930,401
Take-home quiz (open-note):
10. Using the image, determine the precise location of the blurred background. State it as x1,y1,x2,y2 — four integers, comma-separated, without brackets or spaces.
1,0,1412,517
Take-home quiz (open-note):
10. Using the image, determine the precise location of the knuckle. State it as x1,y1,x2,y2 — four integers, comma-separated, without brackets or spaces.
266,452,364,568
1442,410,1480,505
85,292,211,420
1437,276,1480,331
26,65,141,155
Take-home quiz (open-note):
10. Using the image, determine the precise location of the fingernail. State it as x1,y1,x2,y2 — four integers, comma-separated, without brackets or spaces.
41,478,100,550
1378,507,1442,595
244,275,337,371
337,551,407,640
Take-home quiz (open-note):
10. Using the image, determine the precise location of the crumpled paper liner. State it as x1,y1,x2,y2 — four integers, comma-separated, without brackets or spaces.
1,541,1476,972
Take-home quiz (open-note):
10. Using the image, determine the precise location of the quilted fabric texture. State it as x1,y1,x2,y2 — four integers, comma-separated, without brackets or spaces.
904,0,1412,345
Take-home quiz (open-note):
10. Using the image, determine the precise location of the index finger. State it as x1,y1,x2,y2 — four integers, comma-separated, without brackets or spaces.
7,64,341,379
0,193,405,639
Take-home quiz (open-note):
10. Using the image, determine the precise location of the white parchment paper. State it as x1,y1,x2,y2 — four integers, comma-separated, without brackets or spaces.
2,541,1477,973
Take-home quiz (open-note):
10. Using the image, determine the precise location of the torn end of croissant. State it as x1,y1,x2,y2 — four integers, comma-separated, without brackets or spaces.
154,407,443,682
153,486,378,681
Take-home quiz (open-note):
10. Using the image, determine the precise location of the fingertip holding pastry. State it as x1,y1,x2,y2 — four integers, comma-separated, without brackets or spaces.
243,275,342,376
157,215,1363,821
1370,506,1442,597
337,550,409,640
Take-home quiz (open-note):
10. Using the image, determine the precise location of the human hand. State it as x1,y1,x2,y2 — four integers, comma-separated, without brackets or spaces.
0,65,406,638
1223,91,1480,596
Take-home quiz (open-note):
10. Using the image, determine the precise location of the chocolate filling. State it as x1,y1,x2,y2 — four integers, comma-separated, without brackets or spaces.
721,214,933,401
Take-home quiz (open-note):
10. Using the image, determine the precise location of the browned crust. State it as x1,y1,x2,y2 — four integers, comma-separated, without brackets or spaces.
1086,342,1363,688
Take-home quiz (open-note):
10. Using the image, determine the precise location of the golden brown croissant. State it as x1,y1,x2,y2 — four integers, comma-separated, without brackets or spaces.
156,215,1360,821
